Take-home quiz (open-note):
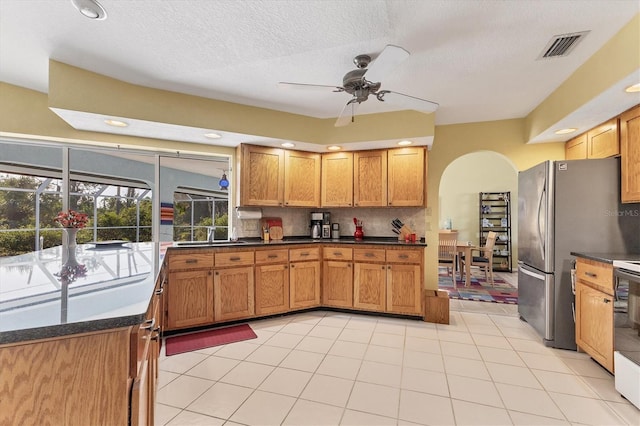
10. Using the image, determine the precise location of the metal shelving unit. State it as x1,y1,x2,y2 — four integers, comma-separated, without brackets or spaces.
479,191,512,272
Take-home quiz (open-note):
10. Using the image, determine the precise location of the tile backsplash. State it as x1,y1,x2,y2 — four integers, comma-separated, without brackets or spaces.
235,206,426,240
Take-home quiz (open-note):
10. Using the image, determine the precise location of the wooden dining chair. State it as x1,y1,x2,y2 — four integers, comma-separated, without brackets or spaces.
460,231,497,286
438,231,458,287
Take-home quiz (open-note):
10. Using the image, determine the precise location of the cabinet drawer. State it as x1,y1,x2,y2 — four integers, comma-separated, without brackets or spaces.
354,248,385,262
255,249,289,264
289,247,320,262
169,252,214,270
386,249,422,264
576,258,613,292
323,247,353,261
215,251,255,267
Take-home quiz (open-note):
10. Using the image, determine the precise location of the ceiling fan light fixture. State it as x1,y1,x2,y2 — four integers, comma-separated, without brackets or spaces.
70,0,107,20
554,128,577,135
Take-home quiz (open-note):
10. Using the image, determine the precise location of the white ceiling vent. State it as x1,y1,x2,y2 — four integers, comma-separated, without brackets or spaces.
538,31,590,59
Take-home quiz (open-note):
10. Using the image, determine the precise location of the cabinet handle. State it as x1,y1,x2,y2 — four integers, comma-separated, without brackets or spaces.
267,254,278,259
603,298,611,303
585,272,597,278
300,252,309,257
284,265,289,269
381,266,385,269
215,271,219,275
365,253,375,258
347,264,351,268
186,259,198,264
141,318,155,330
155,287,164,296
151,327,161,341
333,252,342,256
388,266,392,269
230,256,241,261
399,254,409,259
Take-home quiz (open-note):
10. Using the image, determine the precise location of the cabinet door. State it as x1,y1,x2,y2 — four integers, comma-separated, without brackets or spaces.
587,119,619,159
239,144,284,206
565,133,587,160
575,281,614,372
290,261,321,309
285,150,321,207
353,263,386,311
620,105,640,203
386,264,422,315
322,261,353,308
255,263,289,315
166,270,214,330
387,147,425,206
214,266,255,322
321,152,353,207
354,150,387,207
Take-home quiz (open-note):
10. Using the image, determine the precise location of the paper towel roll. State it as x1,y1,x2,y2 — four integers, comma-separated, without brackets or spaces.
236,207,262,219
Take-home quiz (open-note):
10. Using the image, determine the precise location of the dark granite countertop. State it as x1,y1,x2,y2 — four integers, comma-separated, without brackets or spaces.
0,242,163,345
570,252,640,264
170,235,428,249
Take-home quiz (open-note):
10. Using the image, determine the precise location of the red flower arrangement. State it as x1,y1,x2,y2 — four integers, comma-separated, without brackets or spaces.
55,210,89,228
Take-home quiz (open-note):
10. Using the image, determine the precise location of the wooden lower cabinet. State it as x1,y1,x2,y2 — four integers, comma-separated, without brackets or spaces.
166,269,214,330
323,260,353,308
214,266,255,321
353,262,387,311
387,264,422,315
575,280,614,372
290,260,321,309
256,263,290,315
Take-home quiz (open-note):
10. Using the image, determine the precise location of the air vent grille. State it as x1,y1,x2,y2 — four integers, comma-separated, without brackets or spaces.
538,31,590,59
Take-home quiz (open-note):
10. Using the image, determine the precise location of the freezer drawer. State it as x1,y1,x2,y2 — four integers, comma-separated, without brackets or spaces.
518,263,554,341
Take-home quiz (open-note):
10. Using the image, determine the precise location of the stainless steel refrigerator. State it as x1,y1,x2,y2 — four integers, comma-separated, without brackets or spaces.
518,158,640,350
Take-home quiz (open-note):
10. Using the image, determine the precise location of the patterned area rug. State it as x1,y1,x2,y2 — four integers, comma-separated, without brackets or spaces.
438,269,518,304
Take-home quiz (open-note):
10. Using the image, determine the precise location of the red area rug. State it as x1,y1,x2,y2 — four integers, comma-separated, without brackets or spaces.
438,269,518,304
165,324,257,356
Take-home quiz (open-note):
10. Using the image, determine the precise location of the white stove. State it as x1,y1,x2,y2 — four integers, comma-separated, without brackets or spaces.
612,260,640,274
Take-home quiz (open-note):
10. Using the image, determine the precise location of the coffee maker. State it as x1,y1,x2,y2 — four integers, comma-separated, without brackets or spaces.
321,212,331,239
310,212,323,239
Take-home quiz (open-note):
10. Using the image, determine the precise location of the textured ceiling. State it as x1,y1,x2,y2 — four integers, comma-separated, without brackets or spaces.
0,0,639,145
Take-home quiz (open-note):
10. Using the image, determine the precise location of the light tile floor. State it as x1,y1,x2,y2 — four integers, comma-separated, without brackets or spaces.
155,272,639,426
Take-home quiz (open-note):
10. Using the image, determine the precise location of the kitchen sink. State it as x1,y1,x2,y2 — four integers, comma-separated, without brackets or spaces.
174,240,249,246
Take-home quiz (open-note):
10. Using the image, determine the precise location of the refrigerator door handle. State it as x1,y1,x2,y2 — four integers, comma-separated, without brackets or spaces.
519,263,545,281
537,186,545,260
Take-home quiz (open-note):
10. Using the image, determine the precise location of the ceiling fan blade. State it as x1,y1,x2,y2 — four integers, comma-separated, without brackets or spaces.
335,99,359,127
278,82,344,92
365,45,410,83
376,90,439,113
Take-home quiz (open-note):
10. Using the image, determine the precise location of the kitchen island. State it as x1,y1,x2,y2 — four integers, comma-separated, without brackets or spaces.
0,242,165,425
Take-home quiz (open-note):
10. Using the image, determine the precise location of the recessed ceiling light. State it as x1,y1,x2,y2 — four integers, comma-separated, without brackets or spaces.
554,128,577,135
281,142,295,148
398,140,413,146
625,83,640,93
104,119,128,128
204,132,221,139
327,146,342,151
71,0,107,20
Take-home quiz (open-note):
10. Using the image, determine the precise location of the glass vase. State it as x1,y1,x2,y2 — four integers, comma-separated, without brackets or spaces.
62,228,80,268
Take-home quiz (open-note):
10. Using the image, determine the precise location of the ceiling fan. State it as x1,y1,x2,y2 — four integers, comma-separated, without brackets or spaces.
279,44,439,127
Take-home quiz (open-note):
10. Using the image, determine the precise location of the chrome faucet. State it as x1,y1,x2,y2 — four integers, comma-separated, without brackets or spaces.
207,226,215,242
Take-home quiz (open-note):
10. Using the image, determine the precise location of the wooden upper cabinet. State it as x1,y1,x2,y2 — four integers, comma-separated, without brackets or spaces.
565,134,587,160
239,144,285,206
387,147,426,207
321,152,353,207
285,150,321,207
620,104,640,203
587,118,619,159
354,150,387,207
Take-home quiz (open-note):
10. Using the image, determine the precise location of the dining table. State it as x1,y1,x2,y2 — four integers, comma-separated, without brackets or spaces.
456,243,479,287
